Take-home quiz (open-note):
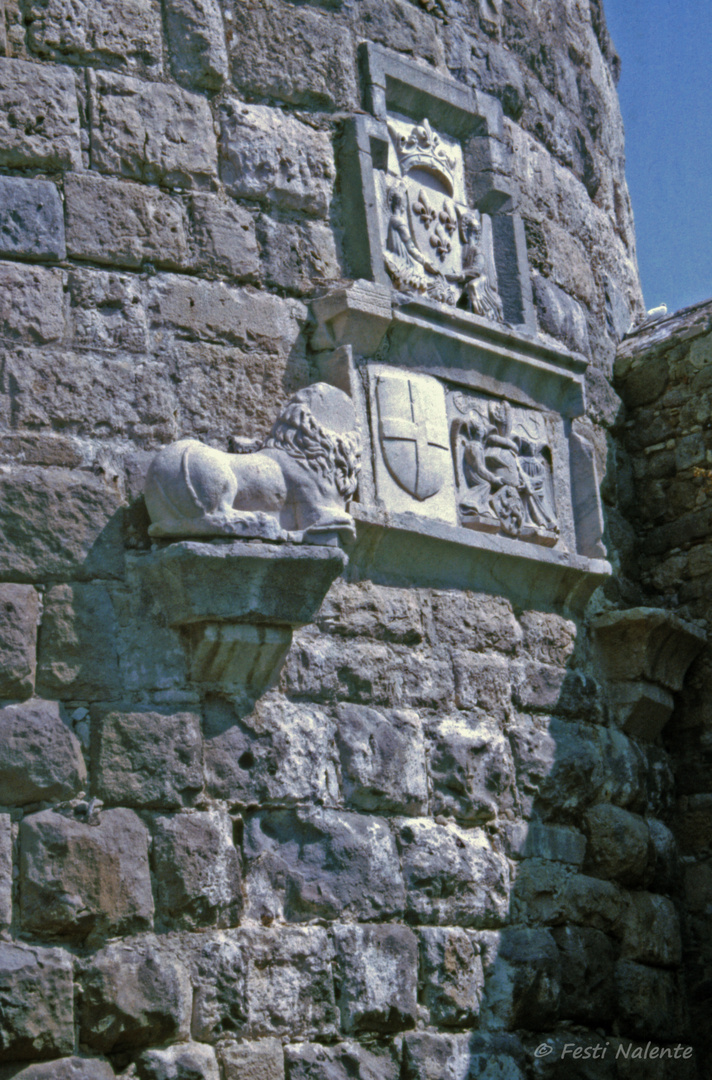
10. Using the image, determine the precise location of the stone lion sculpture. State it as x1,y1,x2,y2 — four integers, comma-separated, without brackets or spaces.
145,383,362,543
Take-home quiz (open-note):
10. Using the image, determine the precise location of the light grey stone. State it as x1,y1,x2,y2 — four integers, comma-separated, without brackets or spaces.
65,173,191,270
219,100,335,216
452,652,511,717
506,822,586,866
259,217,341,292
419,927,483,1027
0,942,74,1062
190,193,259,279
164,0,228,90
620,891,681,967
429,591,522,653
509,716,604,818
4,1059,116,1079
332,924,418,1033
401,1034,472,1080
20,807,154,941
153,810,242,930
285,1042,400,1080
96,708,203,810
204,695,338,808
67,270,148,352
0,815,11,929
315,579,424,645
532,272,590,355
0,699,85,806
0,58,81,170
80,937,191,1053
90,70,218,188
138,1043,220,1080
583,804,651,886
37,584,123,699
552,925,616,1025
427,713,515,823
0,584,39,700
218,1039,284,1080
0,263,64,346
397,818,509,927
592,607,706,692
0,178,66,261
24,0,162,70
519,610,577,666
244,807,404,923
335,703,428,815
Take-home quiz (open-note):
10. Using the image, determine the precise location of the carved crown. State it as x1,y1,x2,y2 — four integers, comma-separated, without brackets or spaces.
387,118,456,194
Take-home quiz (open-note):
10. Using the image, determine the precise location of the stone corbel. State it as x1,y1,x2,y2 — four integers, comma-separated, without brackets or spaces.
592,607,707,740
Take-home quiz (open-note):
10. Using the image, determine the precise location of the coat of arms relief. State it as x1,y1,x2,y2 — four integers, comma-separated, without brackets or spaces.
375,116,505,323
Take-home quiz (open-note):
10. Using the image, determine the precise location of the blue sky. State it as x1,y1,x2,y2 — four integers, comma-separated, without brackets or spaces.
604,0,712,314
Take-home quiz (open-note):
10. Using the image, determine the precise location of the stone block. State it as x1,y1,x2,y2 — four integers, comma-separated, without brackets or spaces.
478,927,560,1031
243,807,404,923
511,861,626,935
0,58,81,170
191,927,338,1042
532,272,590,355
24,0,162,70
80,937,191,1053
0,584,39,699
519,611,577,667
315,579,424,645
0,177,66,261
509,716,603,818
153,810,241,930
401,1034,472,1080
592,607,706,692
332,924,418,1033
285,1042,400,1080
452,652,511,717
429,591,521,653
0,699,85,806
647,818,679,893
225,0,357,109
0,942,74,1062
190,193,259,279
90,71,218,188
96,708,203,810
20,807,154,941
609,681,675,741
419,927,484,1027
65,173,191,270
219,100,335,216
620,892,681,967
615,961,685,1041
219,1039,284,1080
138,1043,220,1080
37,584,123,699
0,468,125,583
0,815,11,929
427,713,515,824
204,696,337,808
0,264,64,346
511,660,567,710
397,818,509,927
164,0,228,90
5,1059,116,1079
552,925,616,1024
259,216,341,292
583,804,651,886
506,822,586,867
335,703,428,815
67,270,148,352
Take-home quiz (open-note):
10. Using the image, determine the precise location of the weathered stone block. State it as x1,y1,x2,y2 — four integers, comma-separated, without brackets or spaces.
138,1042,220,1080
204,696,337,808
316,580,424,645
452,652,511,717
427,714,515,824
511,861,626,935
509,716,604,818
620,892,681,967
505,822,586,866
164,0,227,89
419,927,483,1027
519,610,578,666
219,100,335,216
96,708,203,810
190,193,260,279
244,807,404,923
0,178,66,261
402,1034,472,1080
20,807,154,940
37,584,122,699
0,58,81,170
647,817,679,892
219,1039,284,1080
65,173,191,270
0,584,39,699
332,924,418,1033
259,216,341,292
532,272,590,355
552,925,616,1024
67,270,148,352
285,1042,400,1080
335,703,428,815
24,0,162,69
0,699,85,806
153,810,241,930
225,0,357,109
583,804,651,886
511,660,567,710
0,264,63,347
615,961,685,1041
90,71,218,188
0,815,11,929
397,818,509,927
0,470,125,583
429,591,521,653
478,927,560,1031
6,1059,116,1079
0,942,74,1062
81,937,191,1053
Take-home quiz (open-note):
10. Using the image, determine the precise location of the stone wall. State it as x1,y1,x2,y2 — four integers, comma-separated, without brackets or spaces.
0,0,702,1077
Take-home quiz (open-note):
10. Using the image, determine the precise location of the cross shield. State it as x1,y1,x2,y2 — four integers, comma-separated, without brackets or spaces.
376,372,450,501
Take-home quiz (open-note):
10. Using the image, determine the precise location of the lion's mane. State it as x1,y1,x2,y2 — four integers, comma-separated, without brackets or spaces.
264,400,362,499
